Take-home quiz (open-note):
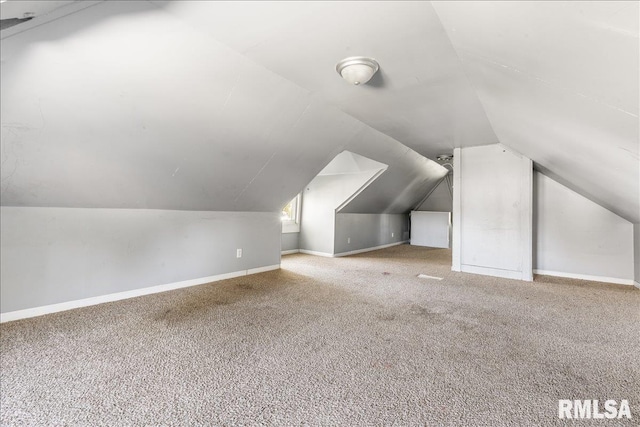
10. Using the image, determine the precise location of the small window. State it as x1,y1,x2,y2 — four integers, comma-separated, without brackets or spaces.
282,194,301,233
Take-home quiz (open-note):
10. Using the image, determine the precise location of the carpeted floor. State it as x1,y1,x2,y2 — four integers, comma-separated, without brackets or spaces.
1,244,639,426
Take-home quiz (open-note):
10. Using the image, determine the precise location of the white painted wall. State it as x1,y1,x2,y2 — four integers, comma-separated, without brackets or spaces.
299,152,386,255
299,172,379,254
534,172,634,284
281,232,299,253
452,144,533,281
410,211,450,249
0,207,281,314
334,213,408,255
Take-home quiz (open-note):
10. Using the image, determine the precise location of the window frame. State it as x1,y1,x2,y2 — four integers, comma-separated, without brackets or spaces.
282,193,301,234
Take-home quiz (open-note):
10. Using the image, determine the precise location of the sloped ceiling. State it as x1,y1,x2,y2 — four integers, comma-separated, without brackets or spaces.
153,1,499,159
432,1,639,223
1,1,638,221
0,1,447,212
0,1,77,20
337,133,446,214
416,176,453,213
317,151,387,177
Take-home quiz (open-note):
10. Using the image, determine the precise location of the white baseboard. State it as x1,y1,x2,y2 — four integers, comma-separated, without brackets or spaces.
461,264,531,281
299,249,334,257
533,269,634,286
281,249,300,255
247,265,280,275
635,281,640,289
334,241,409,257
0,264,280,324
299,241,408,258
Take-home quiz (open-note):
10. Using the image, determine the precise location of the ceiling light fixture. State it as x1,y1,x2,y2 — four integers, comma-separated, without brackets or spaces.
336,56,379,86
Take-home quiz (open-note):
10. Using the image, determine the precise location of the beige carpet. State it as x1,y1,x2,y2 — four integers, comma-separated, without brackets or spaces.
1,244,639,426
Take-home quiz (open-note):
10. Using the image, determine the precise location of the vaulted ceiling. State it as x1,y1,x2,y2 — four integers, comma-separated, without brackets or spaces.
1,1,637,221
432,1,639,223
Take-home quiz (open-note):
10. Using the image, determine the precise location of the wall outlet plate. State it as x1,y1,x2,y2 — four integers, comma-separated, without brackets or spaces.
236,249,242,258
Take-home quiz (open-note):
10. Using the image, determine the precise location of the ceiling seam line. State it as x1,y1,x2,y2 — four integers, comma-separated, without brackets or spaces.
0,1,105,41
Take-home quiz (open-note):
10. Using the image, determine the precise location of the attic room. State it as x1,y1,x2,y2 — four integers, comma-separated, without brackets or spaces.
0,1,638,425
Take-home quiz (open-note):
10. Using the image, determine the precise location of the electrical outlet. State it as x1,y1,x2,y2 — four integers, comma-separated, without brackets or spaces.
391,232,394,237
347,237,351,244
236,249,242,258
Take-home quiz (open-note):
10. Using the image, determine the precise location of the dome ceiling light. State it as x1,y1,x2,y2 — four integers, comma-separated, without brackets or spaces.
336,56,380,86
